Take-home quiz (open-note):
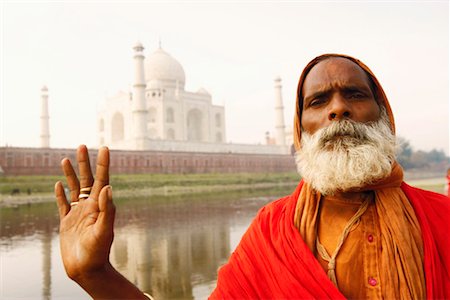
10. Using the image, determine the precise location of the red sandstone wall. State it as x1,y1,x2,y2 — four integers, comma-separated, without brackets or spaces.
0,147,296,176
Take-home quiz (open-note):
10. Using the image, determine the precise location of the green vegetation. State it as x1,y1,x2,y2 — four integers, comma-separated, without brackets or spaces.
0,175,63,194
110,172,300,190
0,172,301,195
397,136,449,170
1,172,446,204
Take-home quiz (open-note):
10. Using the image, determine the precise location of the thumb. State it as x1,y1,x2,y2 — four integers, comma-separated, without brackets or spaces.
95,185,116,234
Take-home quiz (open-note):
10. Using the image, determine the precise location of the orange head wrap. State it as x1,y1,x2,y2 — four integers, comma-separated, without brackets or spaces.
293,54,396,151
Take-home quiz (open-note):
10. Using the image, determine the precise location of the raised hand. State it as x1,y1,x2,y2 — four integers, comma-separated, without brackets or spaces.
55,145,148,299
55,145,115,282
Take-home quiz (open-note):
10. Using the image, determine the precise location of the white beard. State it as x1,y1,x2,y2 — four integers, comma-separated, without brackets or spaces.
295,108,396,195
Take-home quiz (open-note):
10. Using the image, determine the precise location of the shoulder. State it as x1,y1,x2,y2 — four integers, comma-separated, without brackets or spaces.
401,182,450,291
401,182,449,209
231,181,303,251
240,195,293,239
401,182,450,236
257,195,292,218
239,183,303,244
255,181,304,222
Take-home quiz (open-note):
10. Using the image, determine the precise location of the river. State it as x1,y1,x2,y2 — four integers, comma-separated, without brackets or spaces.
0,186,295,299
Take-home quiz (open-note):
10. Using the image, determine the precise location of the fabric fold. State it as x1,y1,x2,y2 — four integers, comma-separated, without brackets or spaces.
210,180,450,299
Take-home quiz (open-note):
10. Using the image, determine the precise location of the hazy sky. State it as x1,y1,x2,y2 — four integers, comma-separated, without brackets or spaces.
1,1,449,154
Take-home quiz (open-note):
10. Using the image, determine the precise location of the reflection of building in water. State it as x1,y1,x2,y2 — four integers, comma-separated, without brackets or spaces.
0,204,58,299
110,223,230,299
41,230,52,300
113,229,154,292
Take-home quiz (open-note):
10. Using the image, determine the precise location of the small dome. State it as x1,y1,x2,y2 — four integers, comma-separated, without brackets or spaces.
41,85,48,92
145,48,185,88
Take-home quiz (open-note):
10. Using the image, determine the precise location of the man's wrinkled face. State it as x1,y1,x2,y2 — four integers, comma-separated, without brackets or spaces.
301,57,381,134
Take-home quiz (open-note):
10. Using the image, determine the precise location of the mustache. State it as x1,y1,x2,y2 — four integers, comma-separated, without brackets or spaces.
318,119,372,145
297,110,395,195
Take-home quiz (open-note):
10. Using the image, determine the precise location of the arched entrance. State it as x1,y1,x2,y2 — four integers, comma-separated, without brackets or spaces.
111,112,124,142
187,109,203,142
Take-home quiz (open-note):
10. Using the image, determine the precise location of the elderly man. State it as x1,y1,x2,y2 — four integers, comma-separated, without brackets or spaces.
55,54,449,299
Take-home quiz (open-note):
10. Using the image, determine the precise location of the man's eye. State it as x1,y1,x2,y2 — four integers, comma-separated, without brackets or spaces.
310,98,325,107
349,93,365,99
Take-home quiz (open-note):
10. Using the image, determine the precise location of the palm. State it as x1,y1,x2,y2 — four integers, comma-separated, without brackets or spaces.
55,145,115,280
62,204,110,274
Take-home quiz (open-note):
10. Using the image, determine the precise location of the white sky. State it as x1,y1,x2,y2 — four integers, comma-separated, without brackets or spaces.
1,1,449,154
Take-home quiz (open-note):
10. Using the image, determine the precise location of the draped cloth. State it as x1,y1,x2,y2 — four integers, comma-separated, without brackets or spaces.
210,177,450,299
294,163,425,299
211,54,449,298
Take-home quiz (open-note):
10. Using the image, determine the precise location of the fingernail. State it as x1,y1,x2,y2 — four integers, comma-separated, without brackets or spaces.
107,186,112,198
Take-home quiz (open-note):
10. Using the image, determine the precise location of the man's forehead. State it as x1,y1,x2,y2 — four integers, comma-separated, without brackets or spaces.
303,57,372,94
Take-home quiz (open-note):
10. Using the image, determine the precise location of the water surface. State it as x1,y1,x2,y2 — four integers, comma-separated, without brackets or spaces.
0,186,294,299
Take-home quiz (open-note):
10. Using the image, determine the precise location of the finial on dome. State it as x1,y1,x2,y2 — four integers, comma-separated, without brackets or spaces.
133,41,144,52
158,36,162,49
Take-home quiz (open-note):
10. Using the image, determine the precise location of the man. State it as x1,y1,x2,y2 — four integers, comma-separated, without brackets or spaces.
55,54,450,299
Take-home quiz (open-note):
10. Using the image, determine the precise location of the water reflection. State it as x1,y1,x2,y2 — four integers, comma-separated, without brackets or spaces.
42,230,52,300
0,186,295,299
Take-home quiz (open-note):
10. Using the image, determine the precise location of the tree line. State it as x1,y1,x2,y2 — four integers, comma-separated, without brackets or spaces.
397,137,449,170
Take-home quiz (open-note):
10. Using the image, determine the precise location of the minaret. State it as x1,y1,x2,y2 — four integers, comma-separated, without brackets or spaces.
131,41,148,150
274,77,286,145
40,85,50,148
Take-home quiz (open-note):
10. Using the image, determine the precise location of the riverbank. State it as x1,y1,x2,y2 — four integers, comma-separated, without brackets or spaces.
0,172,300,207
0,173,446,208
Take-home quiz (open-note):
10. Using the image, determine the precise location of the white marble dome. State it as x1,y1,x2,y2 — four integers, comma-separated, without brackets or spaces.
145,48,186,88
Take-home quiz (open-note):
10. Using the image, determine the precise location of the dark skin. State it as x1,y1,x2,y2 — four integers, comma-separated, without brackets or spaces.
301,57,381,134
301,57,382,251
55,145,146,299
301,57,381,204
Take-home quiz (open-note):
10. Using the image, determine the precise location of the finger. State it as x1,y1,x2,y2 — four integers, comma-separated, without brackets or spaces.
90,147,110,201
55,181,70,220
77,145,94,190
61,158,80,202
95,185,115,234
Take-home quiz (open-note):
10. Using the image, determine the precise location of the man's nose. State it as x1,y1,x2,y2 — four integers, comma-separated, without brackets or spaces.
328,94,351,121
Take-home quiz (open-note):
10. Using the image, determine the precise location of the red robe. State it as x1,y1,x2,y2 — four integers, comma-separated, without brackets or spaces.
447,175,450,198
210,181,450,299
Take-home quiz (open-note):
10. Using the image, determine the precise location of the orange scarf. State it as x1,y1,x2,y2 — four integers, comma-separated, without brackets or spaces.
211,54,448,299
210,178,449,299
294,163,426,299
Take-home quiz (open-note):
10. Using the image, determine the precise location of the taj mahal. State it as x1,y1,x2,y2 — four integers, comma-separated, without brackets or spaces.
38,41,291,155
93,41,291,154
0,41,296,175
98,42,227,149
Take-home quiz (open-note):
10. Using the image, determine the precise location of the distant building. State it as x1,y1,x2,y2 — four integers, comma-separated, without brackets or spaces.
40,86,50,148
97,42,226,150
0,42,296,176
34,41,290,155
0,147,295,175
